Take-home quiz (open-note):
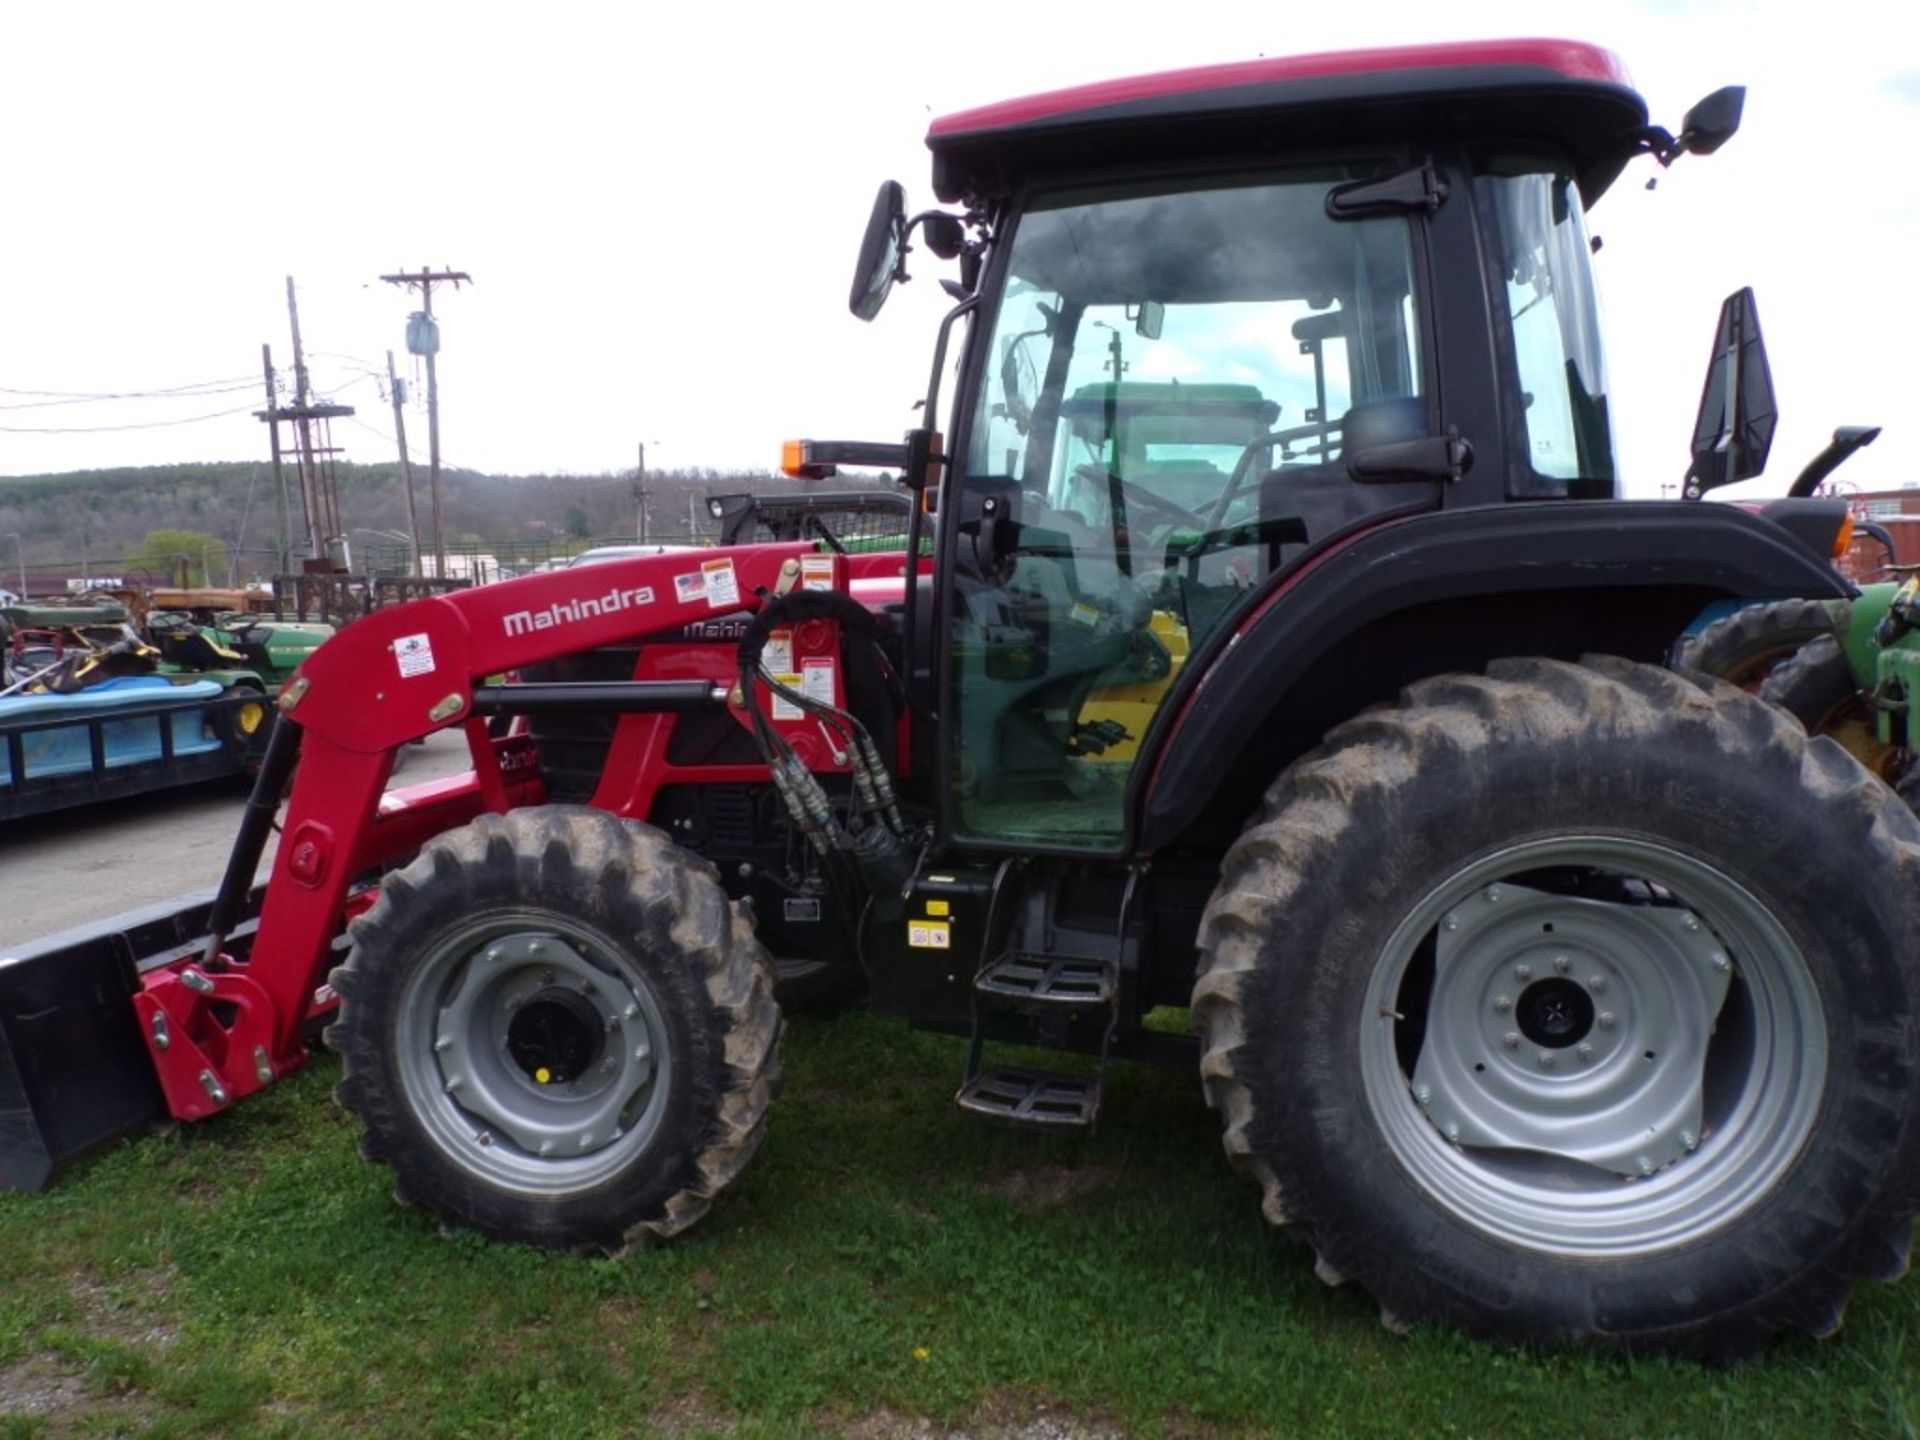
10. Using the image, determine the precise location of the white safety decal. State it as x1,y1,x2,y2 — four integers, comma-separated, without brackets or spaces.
702,557,740,609
394,633,435,677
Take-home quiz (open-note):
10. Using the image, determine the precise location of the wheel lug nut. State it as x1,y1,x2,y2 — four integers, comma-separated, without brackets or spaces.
1537,1051,1554,1069
1445,1122,1461,1142
1493,995,1512,1014
1680,1129,1698,1151
1710,953,1731,973
1637,1155,1656,1176
1682,914,1701,932
1503,1032,1521,1049
1413,1084,1432,1106
1443,913,1460,931
1597,1012,1616,1031
1588,975,1607,993
541,969,555,985
1577,1043,1594,1061
1513,964,1532,982
1554,955,1571,974
529,940,546,955
622,1004,638,1021
1484,886,1502,903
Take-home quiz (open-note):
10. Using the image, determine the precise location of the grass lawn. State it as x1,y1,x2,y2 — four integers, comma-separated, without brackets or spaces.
1,1011,1915,1438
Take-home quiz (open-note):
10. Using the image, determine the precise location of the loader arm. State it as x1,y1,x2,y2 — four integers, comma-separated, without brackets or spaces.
5,544,830,1184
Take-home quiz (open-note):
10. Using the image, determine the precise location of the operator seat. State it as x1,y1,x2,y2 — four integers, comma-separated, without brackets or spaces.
1256,395,1435,550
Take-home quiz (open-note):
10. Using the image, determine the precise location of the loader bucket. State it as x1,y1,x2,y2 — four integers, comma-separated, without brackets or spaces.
0,892,233,1190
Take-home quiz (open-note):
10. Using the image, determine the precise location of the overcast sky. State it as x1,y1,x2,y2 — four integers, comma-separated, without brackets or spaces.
2,0,1914,501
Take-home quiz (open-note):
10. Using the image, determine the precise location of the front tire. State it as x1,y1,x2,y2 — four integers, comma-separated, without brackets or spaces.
329,806,782,1252
1194,656,1920,1357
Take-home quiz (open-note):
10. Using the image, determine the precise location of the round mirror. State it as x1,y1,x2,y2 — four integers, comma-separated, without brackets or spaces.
849,181,907,321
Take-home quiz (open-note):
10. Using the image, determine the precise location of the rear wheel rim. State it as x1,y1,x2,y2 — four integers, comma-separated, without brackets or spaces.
393,913,674,1195
1359,835,1825,1258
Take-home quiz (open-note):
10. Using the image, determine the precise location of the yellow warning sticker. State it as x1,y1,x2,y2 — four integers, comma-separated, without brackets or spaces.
907,919,951,949
926,899,950,916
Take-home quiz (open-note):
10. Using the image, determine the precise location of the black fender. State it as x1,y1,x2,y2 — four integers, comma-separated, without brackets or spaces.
1133,500,1851,851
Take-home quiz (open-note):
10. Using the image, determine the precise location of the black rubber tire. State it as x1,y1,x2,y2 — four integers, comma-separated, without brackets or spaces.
1194,655,1920,1358
1674,598,1843,689
1758,635,1904,788
329,805,782,1252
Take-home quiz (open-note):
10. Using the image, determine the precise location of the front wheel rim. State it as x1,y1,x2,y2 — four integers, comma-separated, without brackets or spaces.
1359,835,1826,1259
393,912,675,1195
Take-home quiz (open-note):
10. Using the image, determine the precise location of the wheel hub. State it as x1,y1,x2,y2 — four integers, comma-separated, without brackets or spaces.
1410,882,1733,1176
425,929,664,1163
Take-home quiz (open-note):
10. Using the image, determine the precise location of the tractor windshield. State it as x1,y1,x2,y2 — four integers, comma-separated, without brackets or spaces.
949,165,1432,847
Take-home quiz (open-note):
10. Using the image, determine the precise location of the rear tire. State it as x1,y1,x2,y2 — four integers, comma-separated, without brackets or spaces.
329,805,782,1252
1194,656,1920,1357
1675,598,1841,689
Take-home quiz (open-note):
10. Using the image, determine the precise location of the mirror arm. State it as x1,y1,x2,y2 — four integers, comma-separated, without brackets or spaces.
1787,426,1882,498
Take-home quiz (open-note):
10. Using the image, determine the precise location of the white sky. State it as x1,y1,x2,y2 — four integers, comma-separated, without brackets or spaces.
2,0,1914,500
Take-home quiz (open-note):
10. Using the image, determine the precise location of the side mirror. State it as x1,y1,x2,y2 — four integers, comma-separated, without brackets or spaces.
1131,301,1165,340
1683,287,1777,499
1678,86,1745,158
920,212,965,260
849,181,908,322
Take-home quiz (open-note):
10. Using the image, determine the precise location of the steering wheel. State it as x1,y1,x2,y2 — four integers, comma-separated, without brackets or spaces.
1072,465,1208,531
1207,421,1343,530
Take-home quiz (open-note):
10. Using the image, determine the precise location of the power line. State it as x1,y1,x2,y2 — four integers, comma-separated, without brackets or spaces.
0,375,258,405
0,401,261,434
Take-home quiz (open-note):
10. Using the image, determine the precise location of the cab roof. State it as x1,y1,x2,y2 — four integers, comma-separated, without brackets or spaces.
927,39,1649,205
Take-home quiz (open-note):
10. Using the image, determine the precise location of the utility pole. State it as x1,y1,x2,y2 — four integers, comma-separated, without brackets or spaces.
387,351,424,576
380,267,470,582
285,277,324,559
261,345,290,577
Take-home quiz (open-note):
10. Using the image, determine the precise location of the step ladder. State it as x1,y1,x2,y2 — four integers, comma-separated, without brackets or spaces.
956,950,1120,1131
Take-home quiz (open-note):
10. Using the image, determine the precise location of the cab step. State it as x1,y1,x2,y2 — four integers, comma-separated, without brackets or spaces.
955,1066,1102,1129
974,953,1116,1009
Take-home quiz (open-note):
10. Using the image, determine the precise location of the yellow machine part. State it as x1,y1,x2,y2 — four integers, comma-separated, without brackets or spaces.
1074,609,1189,766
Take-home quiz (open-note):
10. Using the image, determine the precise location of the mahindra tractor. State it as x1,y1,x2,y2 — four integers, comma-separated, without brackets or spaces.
5,39,1918,1360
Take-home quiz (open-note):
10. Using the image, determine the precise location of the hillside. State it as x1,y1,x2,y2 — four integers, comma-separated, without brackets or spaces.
0,460,876,589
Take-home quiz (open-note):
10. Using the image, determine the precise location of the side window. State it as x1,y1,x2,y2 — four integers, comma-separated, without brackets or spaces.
950,169,1432,847
1485,166,1617,497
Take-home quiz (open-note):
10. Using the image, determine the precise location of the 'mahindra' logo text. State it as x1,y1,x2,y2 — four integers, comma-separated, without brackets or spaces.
504,585,655,637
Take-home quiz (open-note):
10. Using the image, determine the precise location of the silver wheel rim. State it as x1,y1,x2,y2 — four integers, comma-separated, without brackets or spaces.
1359,836,1826,1258
393,913,673,1195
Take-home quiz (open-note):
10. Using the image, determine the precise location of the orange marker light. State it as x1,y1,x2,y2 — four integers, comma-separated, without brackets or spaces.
1832,512,1855,561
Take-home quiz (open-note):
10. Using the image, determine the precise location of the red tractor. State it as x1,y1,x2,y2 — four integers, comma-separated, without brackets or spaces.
6,40,1917,1360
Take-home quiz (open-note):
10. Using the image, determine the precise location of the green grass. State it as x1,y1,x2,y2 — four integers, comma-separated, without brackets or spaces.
2,1012,1916,1438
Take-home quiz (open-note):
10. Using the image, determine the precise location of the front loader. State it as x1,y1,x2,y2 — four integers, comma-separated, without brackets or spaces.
6,39,1920,1360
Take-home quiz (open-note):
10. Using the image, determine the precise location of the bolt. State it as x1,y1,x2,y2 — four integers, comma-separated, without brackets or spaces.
541,968,555,985
485,948,502,963
1577,1043,1595,1062
601,1057,617,1073
1503,1032,1522,1049
1598,1012,1616,1031
538,1140,557,1157
1638,1156,1656,1176
579,1134,595,1149
1493,995,1512,1014
1445,1122,1461,1142
1680,1129,1699,1151
474,1131,493,1147
529,940,546,955
604,1013,619,1032
1514,964,1532,982
622,1004,638,1021
1537,1051,1555,1069
1413,1084,1432,1106
1443,913,1460,932
434,1035,452,1052
1554,955,1571,974
1710,953,1732,973
634,1046,651,1063
1682,914,1701,932
738,862,756,879
1484,886,1503,903
1588,975,1607,994
445,1075,464,1093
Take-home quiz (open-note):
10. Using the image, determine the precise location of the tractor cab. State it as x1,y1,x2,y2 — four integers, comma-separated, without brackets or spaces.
843,40,1655,847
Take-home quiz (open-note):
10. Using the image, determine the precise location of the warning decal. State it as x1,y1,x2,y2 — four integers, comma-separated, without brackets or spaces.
800,554,835,591
800,656,835,706
908,919,952,949
394,633,435,678
702,557,741,609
